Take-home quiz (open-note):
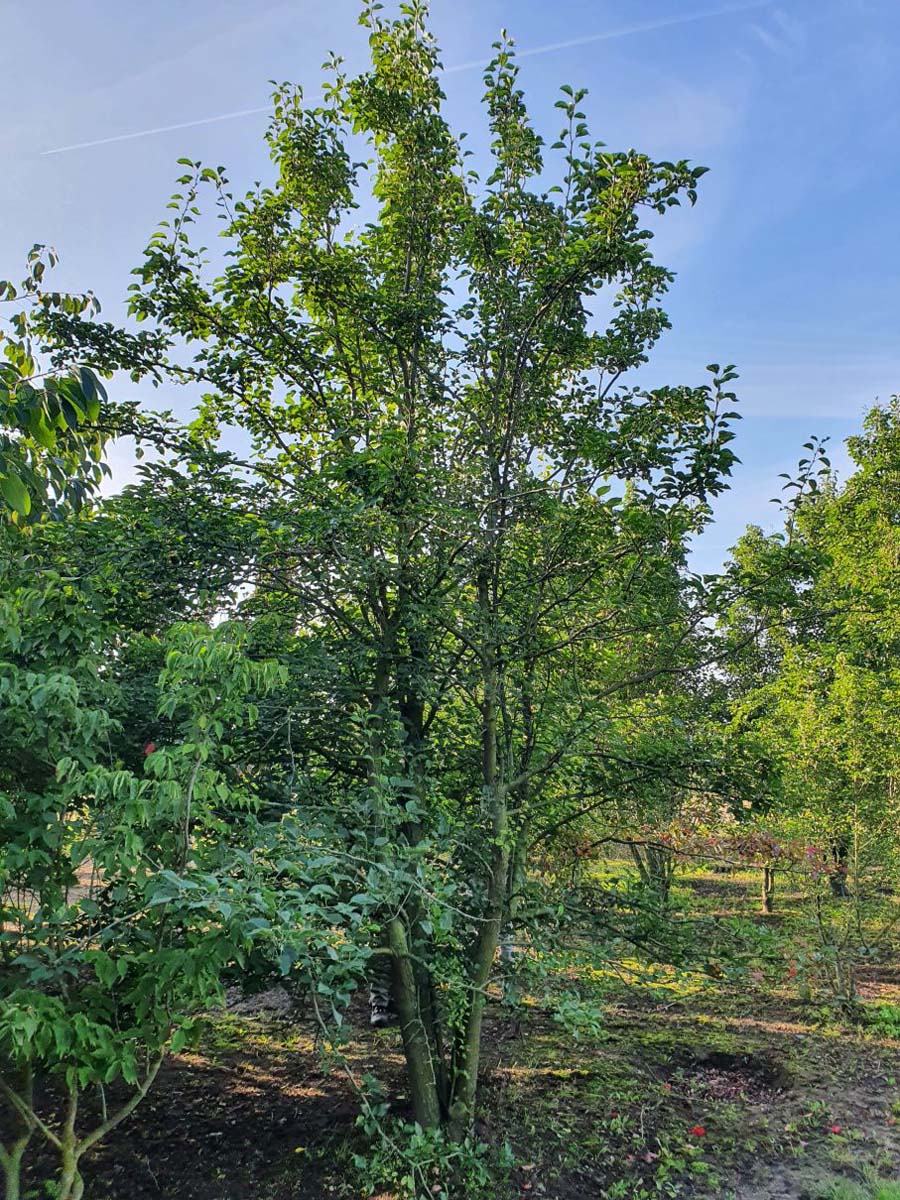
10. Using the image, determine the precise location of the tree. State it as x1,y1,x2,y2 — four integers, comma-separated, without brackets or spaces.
724,401,900,1004
55,1,739,1152
0,247,114,523
0,548,381,1199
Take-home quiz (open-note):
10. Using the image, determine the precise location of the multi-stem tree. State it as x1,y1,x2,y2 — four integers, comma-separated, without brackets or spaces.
58,3,739,1139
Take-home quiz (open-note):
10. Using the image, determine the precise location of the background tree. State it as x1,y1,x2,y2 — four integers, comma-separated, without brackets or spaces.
0,247,114,523
723,400,900,1005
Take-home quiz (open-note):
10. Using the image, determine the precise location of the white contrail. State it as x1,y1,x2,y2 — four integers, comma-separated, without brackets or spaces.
445,0,775,72
41,103,275,156
41,0,774,156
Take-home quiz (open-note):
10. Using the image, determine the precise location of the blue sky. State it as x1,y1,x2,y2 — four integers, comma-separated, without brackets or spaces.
3,0,898,569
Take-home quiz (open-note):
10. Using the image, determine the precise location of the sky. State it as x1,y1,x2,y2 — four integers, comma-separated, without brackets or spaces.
3,0,898,570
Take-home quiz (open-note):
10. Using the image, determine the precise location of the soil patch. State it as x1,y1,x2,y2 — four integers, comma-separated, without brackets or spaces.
666,1046,792,1098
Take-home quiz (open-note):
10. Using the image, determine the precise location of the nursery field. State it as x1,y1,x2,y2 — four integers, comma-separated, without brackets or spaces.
63,866,900,1200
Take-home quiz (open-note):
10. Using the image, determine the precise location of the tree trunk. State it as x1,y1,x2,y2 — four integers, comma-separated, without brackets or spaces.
829,837,851,898
1,1063,33,1200
364,640,444,1124
448,606,508,1139
57,1157,85,1200
762,866,776,914
2,1143,26,1200
448,828,508,1140
506,831,527,928
386,917,442,1129
397,621,450,1111
631,843,674,907
56,1088,84,1200
500,829,528,980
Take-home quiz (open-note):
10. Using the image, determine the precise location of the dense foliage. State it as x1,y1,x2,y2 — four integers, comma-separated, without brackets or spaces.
2,6,899,1198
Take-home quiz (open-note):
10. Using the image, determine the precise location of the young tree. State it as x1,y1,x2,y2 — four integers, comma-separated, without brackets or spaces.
0,552,377,1198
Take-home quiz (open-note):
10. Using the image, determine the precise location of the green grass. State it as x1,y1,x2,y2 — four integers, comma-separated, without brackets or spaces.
817,1182,900,1200
865,1003,900,1039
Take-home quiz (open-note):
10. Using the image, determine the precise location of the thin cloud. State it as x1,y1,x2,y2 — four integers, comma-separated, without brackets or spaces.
41,0,775,156
750,21,791,54
750,4,805,56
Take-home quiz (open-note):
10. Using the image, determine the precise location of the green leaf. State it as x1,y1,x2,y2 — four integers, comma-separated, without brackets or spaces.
1,473,31,515
78,367,101,420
